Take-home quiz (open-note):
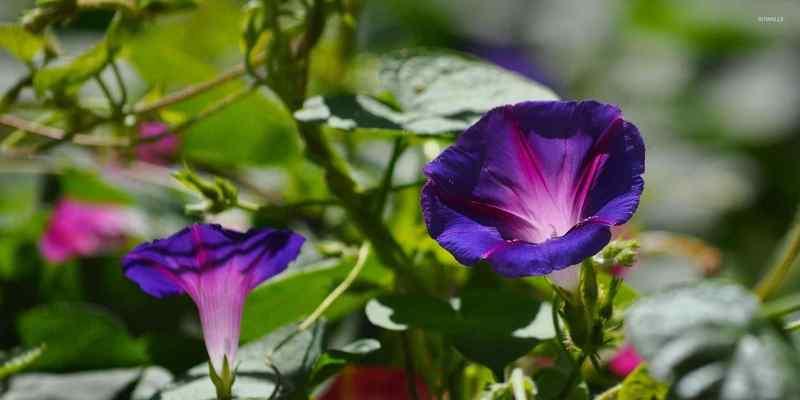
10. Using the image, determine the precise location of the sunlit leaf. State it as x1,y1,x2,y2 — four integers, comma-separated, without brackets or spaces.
4,368,149,400
627,281,800,400
0,23,46,63
617,365,668,400
296,49,559,136
241,256,391,342
34,40,115,94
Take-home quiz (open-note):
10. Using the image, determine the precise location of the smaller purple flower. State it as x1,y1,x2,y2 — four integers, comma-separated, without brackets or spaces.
40,198,130,263
421,100,644,278
122,224,304,383
135,121,179,165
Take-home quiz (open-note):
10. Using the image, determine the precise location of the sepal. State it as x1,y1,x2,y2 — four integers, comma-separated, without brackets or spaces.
208,356,236,400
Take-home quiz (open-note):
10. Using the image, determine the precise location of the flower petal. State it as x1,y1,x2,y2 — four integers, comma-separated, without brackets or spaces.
484,222,612,277
582,120,645,225
423,106,559,242
507,100,625,222
122,224,304,297
233,228,305,288
421,181,505,265
122,224,238,297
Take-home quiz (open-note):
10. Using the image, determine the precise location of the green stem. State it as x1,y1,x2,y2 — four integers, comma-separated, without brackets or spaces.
234,181,424,214
132,53,265,115
110,61,127,109
595,384,622,400
298,123,424,289
171,87,256,134
762,292,800,319
298,243,369,330
94,75,119,117
784,319,800,333
373,137,407,215
401,332,421,400
756,207,800,300
556,352,587,400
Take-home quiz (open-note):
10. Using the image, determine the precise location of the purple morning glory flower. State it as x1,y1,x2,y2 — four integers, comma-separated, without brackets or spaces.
122,224,304,374
421,100,644,277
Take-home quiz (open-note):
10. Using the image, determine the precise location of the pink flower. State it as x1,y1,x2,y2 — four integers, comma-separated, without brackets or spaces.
40,199,130,263
609,344,643,377
135,122,179,165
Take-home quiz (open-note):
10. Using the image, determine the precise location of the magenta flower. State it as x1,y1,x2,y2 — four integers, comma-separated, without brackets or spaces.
135,121,179,165
609,344,643,377
40,198,130,263
122,224,304,379
421,101,644,277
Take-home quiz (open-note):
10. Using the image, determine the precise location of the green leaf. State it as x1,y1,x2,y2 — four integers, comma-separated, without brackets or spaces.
137,0,197,13
530,341,589,400
0,344,46,379
617,365,668,400
125,1,296,167
451,287,543,376
307,338,381,389
0,23,46,63
34,39,114,94
0,174,41,231
77,0,137,12
365,294,460,332
241,257,390,342
17,303,148,370
365,286,545,375
180,90,299,167
4,367,156,400
60,168,133,204
627,281,800,400
478,368,537,399
296,49,559,136
152,322,324,400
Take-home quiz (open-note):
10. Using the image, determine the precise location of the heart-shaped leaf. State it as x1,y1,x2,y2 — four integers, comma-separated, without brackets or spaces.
17,303,148,371
626,281,800,400
365,286,545,375
296,49,559,136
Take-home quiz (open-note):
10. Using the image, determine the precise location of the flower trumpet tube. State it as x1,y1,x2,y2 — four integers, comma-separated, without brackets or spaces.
421,100,645,280
122,223,304,398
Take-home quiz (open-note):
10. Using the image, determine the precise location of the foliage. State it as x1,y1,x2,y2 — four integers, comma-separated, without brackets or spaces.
0,1,799,400
627,282,800,400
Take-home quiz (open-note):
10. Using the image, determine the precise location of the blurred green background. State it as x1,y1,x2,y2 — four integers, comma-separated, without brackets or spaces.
1,0,799,378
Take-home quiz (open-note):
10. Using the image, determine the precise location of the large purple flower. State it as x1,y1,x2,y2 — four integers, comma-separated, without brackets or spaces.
421,100,644,277
122,224,304,374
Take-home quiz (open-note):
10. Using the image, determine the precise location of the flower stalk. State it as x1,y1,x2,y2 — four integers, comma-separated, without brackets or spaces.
209,356,235,400
756,207,800,300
